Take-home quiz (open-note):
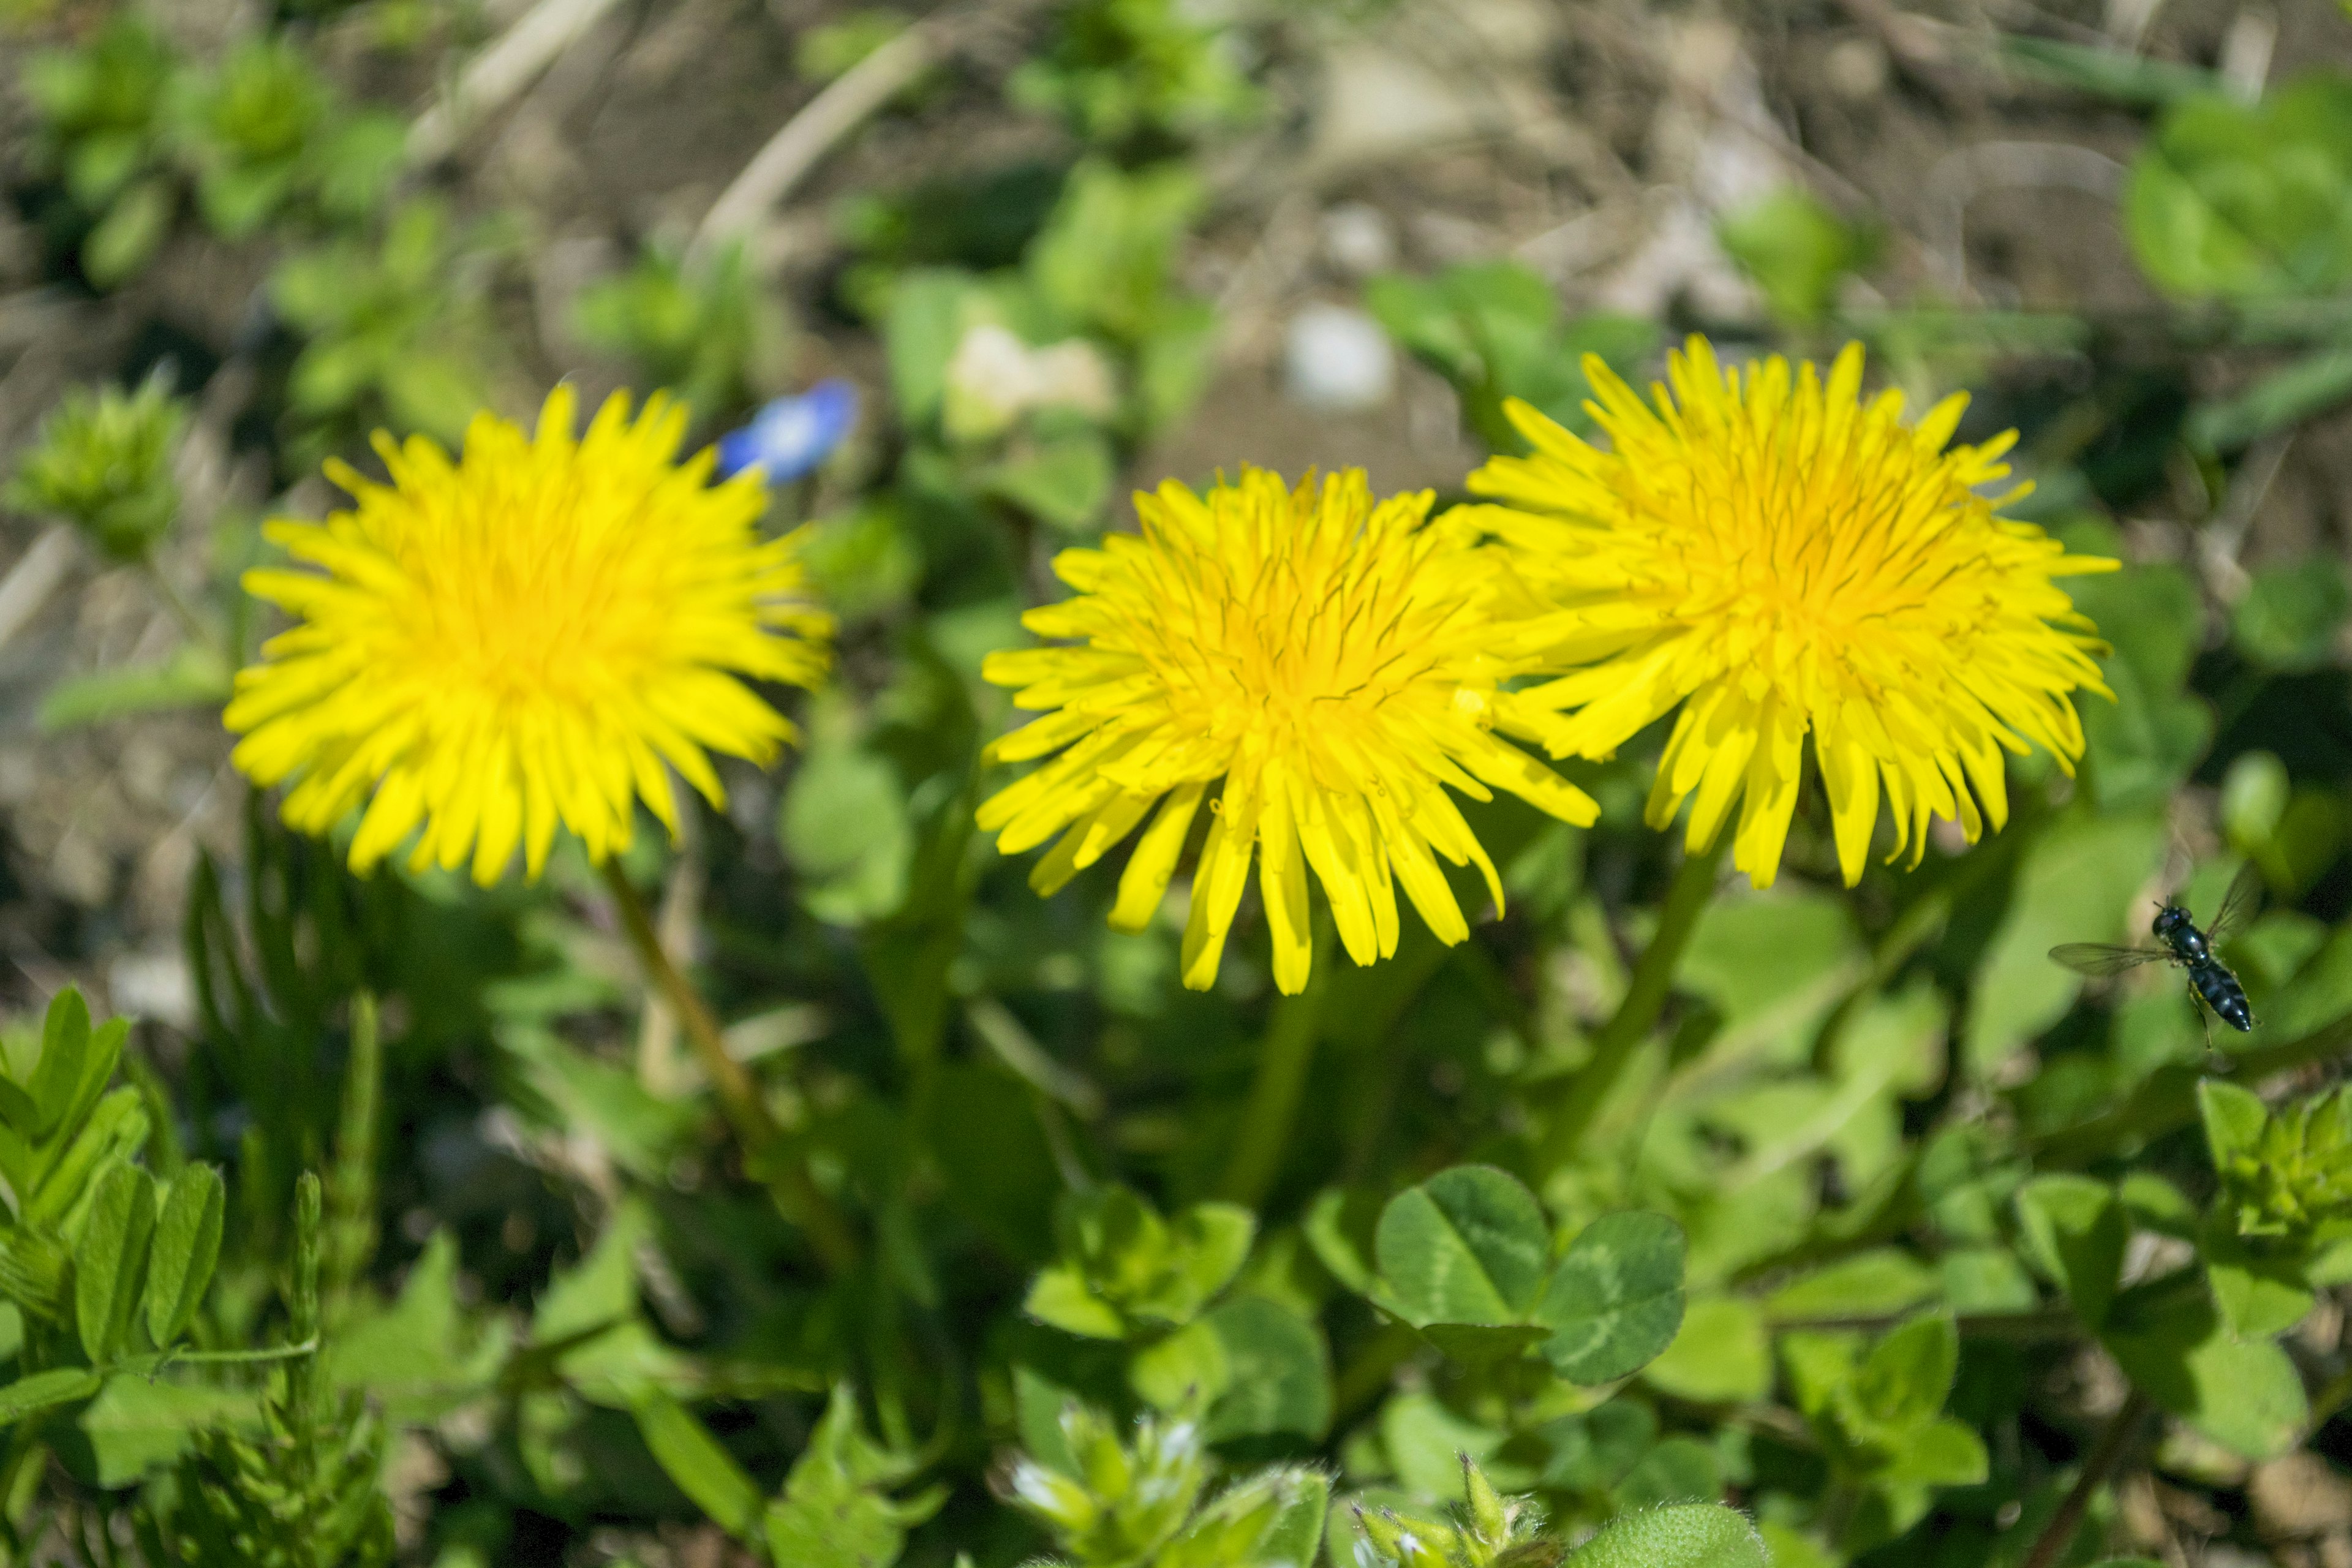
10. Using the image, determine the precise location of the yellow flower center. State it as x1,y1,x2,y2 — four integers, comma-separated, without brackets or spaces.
227,386,831,883
1463,337,2114,889
978,467,1595,995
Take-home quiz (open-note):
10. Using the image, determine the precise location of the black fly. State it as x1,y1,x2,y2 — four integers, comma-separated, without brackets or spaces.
2049,862,2260,1035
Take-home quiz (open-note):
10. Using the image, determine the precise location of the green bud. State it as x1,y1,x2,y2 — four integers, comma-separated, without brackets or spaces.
1464,1453,1510,1547
2222,1087,2352,1239
1005,1401,1211,1563
6,374,185,561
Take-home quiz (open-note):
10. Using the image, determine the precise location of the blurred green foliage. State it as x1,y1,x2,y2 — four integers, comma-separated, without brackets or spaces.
4,371,183,560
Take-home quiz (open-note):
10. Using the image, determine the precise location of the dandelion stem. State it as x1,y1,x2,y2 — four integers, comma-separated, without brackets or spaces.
325,990,382,1307
601,859,861,1276
1539,833,1729,1175
2021,1389,2151,1568
1219,924,1330,1208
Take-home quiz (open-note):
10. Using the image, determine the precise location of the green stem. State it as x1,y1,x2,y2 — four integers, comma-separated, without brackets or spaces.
2034,1006,2352,1164
2021,1389,2152,1568
1540,834,1729,1175
1218,929,1330,1208
601,860,861,1276
139,558,222,660
326,990,381,1307
288,1172,323,1496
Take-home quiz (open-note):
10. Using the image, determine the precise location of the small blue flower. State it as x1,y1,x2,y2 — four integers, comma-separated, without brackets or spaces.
715,379,859,484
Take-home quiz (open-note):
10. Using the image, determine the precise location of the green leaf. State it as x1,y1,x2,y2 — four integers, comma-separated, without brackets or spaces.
2014,1175,2127,1329
83,177,173,290
2199,1079,2271,1170
1025,1264,1129,1340
1999,34,2221,107
1200,1297,1331,1442
1131,1317,1228,1410
2067,562,2211,814
1534,1210,1687,1384
1766,1250,1940,1322
2191,348,2352,454
327,1231,510,1423
37,644,232,728
1614,1436,1722,1510
1680,888,1865,1065
781,710,913,926
1850,1316,1958,1436
1644,1296,1773,1404
0,1367,102,1427
1373,1165,1551,1328
1881,1417,1990,1488
74,1164,156,1363
883,270,978,426
30,988,94,1140
2233,559,2352,673
2104,1289,2307,1459
2124,75,2352,301
66,1374,251,1487
2203,1225,2316,1340
763,1387,942,1567
1379,1392,1505,1502
1539,1401,1657,1492
633,1392,761,1539
1254,1469,1332,1568
1715,184,1878,326
1562,1503,1768,1568
23,1088,145,1231
1028,159,1202,343
1963,810,2168,1073
980,435,1115,533
142,1163,223,1348
1156,1204,1255,1321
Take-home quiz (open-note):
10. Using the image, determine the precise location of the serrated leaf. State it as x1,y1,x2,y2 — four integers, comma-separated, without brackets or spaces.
1535,1210,1686,1384
1373,1165,1550,1327
74,1164,156,1363
143,1164,223,1349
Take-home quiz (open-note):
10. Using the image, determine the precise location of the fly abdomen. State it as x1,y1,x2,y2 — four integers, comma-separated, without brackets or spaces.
2193,962,2253,1033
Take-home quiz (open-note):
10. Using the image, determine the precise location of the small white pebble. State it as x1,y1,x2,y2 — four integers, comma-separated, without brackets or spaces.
1322,201,1398,276
1284,303,1395,413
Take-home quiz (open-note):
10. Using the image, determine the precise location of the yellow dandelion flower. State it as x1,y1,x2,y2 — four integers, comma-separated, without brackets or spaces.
978,467,1598,996
225,386,832,884
1462,337,2114,889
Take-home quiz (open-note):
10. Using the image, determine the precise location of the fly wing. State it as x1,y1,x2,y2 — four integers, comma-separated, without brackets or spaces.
2206,861,2264,942
2049,942,2170,976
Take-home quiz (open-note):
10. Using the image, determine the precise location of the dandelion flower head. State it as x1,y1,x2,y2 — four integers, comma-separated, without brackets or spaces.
1463,337,2114,889
226,386,832,884
979,467,1597,996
